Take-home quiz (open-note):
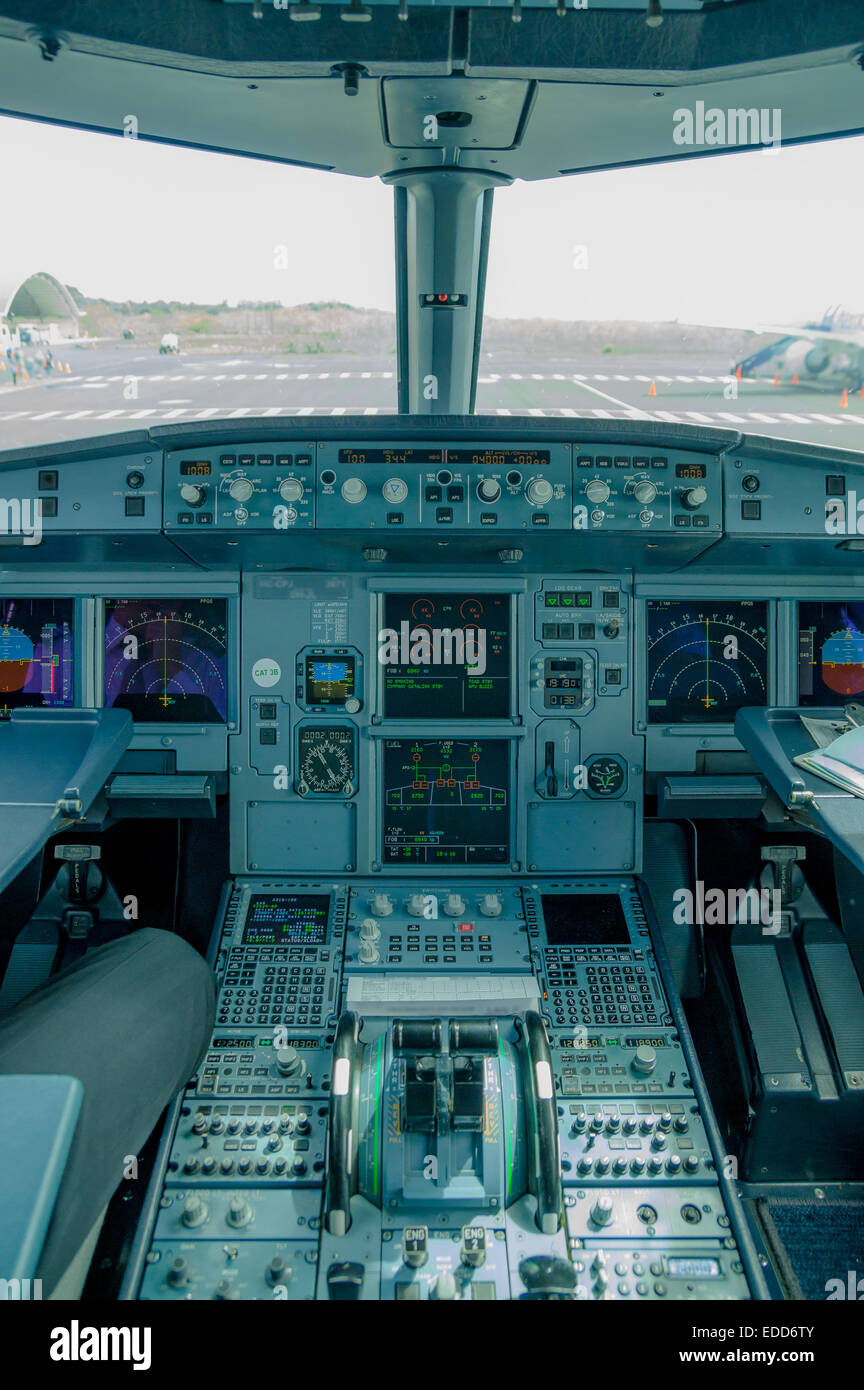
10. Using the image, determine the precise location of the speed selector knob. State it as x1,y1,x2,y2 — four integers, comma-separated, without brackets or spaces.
525,477,554,507
359,917,381,942
229,477,254,503
585,479,610,506
681,486,708,509
633,479,657,505
180,483,205,506
341,477,367,504
443,892,466,917
278,478,304,503
477,478,501,503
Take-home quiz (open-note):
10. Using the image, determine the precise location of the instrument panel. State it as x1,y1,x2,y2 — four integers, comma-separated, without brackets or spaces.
646,600,769,725
0,596,74,712
104,598,229,724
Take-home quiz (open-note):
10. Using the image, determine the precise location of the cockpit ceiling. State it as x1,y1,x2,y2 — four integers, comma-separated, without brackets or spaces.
0,1,862,180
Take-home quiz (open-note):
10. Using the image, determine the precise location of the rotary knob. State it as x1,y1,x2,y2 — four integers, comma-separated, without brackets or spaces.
370,893,393,917
632,1045,657,1076
181,1194,209,1228
479,893,502,917
681,486,708,509
525,477,554,507
358,940,380,964
477,478,501,503
276,1046,305,1078
359,918,381,942
590,1196,614,1227
279,477,304,503
168,1256,191,1288
407,893,433,917
229,477,254,503
226,1196,253,1228
633,479,657,506
341,477,367,504
585,479,610,506
180,483,205,506
443,892,466,917
431,1271,457,1301
266,1255,292,1287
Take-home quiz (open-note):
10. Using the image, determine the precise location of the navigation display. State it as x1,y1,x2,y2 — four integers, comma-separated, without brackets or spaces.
799,601,864,702
381,592,511,718
382,737,510,865
242,894,330,946
104,598,228,723
646,600,768,724
0,597,74,712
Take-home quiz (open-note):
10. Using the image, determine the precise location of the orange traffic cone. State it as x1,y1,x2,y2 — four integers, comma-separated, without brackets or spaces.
65,363,71,374
841,388,849,408
859,383,864,398
772,373,779,386
649,380,656,397
735,364,742,380
792,373,798,384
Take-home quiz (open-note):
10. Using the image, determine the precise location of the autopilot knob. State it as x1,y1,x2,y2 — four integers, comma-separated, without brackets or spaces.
276,1046,306,1078
443,892,466,917
358,940,380,964
229,477,254,503
359,917,381,942
478,893,502,917
681,486,708,509
370,893,393,917
278,477,304,503
180,483,206,507
525,477,554,507
585,479,610,506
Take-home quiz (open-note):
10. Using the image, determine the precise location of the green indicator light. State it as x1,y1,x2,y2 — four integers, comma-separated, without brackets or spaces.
577,593,592,607
261,1037,272,1046
546,594,559,607
560,594,574,607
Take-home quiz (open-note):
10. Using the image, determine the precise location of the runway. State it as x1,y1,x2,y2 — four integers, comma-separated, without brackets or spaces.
1,343,863,451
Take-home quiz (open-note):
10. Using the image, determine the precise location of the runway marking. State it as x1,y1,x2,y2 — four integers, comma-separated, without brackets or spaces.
569,376,638,412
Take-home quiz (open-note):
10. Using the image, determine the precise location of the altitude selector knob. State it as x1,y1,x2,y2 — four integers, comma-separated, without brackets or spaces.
585,479,610,506
681,486,708,509
229,477,254,503
477,478,502,504
278,478,304,503
633,480,657,506
526,477,554,507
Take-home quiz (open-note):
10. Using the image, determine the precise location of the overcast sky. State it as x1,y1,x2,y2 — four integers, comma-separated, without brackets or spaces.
1,113,860,326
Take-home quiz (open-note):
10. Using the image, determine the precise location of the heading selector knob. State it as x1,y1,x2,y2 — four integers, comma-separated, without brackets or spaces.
279,477,304,503
585,479,610,506
229,477,254,503
526,477,554,507
681,486,708,509
477,478,501,504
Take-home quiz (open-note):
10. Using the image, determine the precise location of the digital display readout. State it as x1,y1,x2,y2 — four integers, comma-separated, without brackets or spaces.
447,449,550,467
304,653,355,706
180,460,212,476
337,449,445,465
241,894,330,946
212,1037,256,1049
382,592,511,719
382,737,510,865
675,463,707,479
0,597,74,712
667,1259,721,1278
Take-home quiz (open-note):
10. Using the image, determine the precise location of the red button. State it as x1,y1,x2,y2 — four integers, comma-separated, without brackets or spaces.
459,923,473,933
